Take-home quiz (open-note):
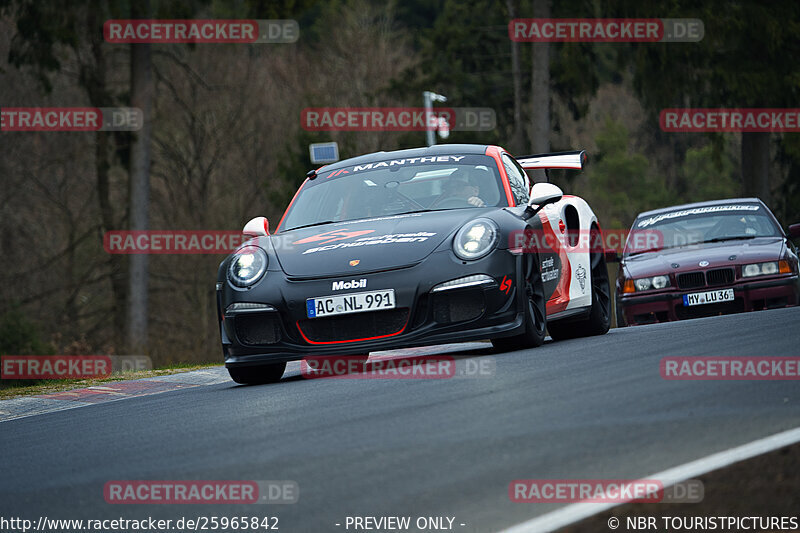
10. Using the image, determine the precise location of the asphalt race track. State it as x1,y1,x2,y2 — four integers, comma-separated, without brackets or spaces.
2,307,799,532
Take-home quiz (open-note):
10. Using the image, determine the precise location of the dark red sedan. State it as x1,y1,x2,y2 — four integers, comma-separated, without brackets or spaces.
615,198,800,326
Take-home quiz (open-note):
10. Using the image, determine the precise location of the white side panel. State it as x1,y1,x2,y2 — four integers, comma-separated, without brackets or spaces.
547,196,598,311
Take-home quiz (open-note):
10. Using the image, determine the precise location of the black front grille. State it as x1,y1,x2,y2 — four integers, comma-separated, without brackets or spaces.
675,298,744,320
706,267,734,286
677,271,705,290
298,308,409,343
432,288,485,324
235,313,282,345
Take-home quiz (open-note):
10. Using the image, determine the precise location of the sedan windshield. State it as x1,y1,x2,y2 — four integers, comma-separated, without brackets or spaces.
280,154,506,231
625,203,781,256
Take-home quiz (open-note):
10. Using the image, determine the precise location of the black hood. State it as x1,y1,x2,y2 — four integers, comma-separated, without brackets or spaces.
271,210,492,277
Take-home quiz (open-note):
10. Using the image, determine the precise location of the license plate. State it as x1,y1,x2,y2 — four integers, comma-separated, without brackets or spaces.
682,288,734,306
306,289,396,318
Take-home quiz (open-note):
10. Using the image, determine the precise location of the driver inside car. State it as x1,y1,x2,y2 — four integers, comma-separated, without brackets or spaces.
436,168,486,207
708,215,760,240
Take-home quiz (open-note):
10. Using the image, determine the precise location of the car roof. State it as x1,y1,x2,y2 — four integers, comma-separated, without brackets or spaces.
319,144,492,172
635,198,766,218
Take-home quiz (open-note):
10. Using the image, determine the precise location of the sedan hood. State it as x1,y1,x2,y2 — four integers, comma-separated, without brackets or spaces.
623,237,785,278
271,210,487,277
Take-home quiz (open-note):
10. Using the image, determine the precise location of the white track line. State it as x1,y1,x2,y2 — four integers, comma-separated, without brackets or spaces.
498,425,800,533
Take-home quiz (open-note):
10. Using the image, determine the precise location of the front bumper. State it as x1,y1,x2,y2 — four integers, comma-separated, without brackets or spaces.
618,274,800,325
218,249,527,367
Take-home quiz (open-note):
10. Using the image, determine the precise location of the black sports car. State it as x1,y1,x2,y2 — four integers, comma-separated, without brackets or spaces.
217,144,612,384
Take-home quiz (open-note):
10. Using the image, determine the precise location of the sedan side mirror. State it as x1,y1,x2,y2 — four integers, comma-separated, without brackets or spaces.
243,216,270,237
524,183,563,219
789,223,800,239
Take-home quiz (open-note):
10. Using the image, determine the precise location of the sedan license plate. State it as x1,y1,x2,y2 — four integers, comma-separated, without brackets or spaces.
682,288,734,307
307,289,396,318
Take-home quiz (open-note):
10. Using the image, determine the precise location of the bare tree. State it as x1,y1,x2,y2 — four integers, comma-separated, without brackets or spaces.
742,132,771,203
127,0,153,352
506,0,524,154
530,0,551,153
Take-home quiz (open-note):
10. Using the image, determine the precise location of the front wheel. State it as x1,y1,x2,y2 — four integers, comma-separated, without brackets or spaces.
548,227,611,340
492,257,546,352
228,362,287,384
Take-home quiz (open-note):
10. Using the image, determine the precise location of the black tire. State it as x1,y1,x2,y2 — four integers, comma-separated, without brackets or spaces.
228,362,287,385
548,227,611,340
492,256,546,352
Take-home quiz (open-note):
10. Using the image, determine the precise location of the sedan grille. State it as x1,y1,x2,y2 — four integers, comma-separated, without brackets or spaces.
706,267,734,286
298,308,409,344
677,271,705,290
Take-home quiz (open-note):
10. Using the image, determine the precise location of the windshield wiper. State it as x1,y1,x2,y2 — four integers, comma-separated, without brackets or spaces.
700,235,758,244
285,220,336,231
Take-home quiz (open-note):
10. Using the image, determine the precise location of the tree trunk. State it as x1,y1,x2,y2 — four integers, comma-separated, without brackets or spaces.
85,2,127,347
507,0,524,155
530,0,551,154
127,0,153,352
741,132,771,203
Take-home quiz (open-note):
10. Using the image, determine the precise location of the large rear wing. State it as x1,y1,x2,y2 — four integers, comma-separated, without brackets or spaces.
516,150,587,177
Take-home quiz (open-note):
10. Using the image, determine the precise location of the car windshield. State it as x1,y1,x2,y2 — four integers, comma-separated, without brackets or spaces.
280,154,506,231
624,203,781,256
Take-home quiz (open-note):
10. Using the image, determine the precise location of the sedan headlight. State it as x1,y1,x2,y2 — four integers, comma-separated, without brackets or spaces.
453,218,498,260
742,261,779,278
227,246,268,287
632,275,670,292
651,275,670,289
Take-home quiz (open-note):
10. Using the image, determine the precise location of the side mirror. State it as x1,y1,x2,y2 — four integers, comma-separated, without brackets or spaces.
529,183,564,207
243,216,270,238
523,183,563,219
789,223,800,239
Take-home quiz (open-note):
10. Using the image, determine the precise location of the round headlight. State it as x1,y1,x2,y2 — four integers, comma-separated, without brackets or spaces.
227,246,268,287
634,278,651,291
652,275,669,289
761,261,778,275
453,218,498,260
743,264,761,277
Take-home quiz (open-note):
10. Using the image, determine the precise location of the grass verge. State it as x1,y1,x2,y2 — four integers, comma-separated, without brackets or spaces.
0,362,220,400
